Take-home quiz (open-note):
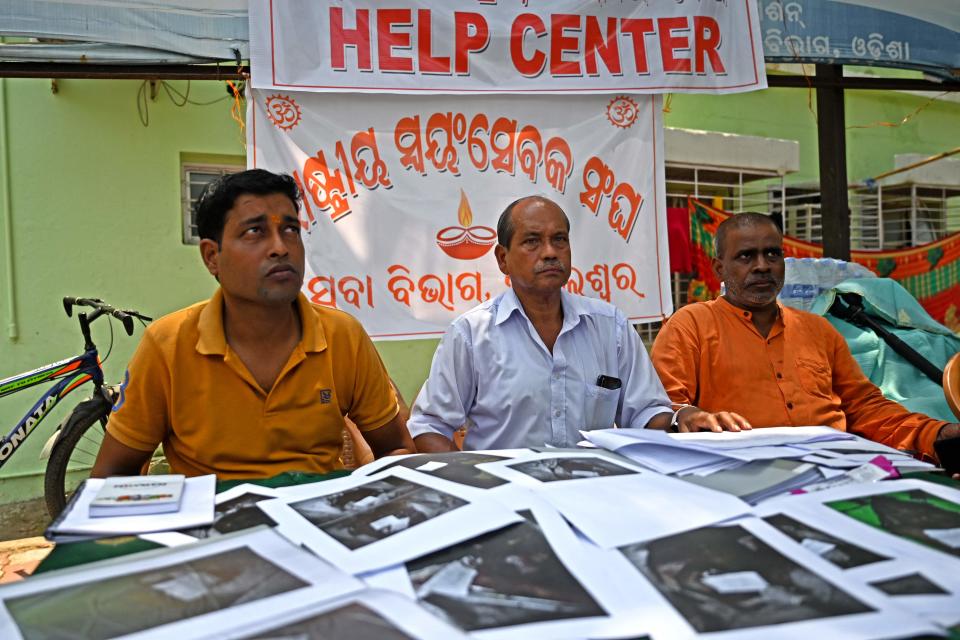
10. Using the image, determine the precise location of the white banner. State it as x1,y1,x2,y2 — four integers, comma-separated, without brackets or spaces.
249,89,670,339
249,0,766,94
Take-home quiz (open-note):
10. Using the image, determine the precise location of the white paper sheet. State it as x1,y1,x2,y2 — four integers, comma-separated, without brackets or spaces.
606,442,734,475
46,475,217,539
0,528,364,640
352,449,531,477
669,426,855,448
756,484,960,591
609,517,940,640
359,563,416,599
477,451,646,487
405,489,653,640
525,472,751,548
181,588,469,640
259,466,522,574
776,479,960,562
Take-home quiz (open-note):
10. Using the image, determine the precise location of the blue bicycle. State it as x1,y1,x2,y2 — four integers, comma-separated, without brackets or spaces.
0,297,151,518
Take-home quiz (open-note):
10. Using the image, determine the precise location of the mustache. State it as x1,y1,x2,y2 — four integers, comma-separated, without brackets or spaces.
746,275,780,286
535,261,565,273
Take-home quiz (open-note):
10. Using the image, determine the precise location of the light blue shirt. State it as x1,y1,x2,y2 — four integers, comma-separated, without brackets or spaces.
407,288,673,449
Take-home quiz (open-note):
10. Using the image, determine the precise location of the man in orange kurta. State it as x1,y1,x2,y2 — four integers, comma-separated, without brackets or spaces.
652,213,959,460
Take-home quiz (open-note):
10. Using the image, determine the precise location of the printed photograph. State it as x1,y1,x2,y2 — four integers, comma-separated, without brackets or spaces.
620,524,873,633
407,510,605,631
377,452,511,489
763,513,889,569
5,547,308,640
869,573,948,597
827,489,960,559
290,476,468,550
181,492,277,539
507,456,636,483
238,602,413,640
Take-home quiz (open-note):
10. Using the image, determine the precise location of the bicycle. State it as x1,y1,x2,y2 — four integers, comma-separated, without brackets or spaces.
0,297,151,519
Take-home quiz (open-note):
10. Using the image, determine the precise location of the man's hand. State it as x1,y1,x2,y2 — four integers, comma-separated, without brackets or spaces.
935,423,960,481
675,407,752,433
937,423,960,441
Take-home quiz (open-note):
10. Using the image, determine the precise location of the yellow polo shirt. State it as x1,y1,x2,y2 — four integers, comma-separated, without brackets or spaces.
106,289,398,479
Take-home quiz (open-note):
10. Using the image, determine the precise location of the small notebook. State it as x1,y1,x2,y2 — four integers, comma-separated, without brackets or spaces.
89,475,186,517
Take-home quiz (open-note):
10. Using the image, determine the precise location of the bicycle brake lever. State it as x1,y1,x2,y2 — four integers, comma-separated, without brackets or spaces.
63,297,75,317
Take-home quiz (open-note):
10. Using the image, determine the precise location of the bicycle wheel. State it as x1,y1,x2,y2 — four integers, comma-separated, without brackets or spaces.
44,395,111,519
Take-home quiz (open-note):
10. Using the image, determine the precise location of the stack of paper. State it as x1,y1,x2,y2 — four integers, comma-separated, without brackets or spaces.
679,459,824,504
45,475,217,543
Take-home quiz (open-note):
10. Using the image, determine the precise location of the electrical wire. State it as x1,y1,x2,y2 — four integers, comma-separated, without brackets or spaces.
136,79,234,128
100,316,115,364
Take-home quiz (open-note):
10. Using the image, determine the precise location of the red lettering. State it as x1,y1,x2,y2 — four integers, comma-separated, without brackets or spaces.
620,18,655,74
308,276,337,307
510,14,547,77
425,112,464,175
550,14,582,76
467,114,490,171
584,16,621,76
544,137,573,194
334,141,357,196
291,171,315,229
693,16,725,74
350,128,392,190
658,17,691,74
330,8,372,71
490,118,517,174
417,9,451,74
377,9,413,73
608,183,643,241
395,115,426,175
302,153,351,221
516,125,543,183
579,157,615,214
454,12,490,75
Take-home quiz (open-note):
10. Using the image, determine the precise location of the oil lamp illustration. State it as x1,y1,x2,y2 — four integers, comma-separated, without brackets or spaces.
435,189,497,260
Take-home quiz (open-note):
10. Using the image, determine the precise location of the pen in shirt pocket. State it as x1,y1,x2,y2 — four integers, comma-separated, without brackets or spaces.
596,374,622,390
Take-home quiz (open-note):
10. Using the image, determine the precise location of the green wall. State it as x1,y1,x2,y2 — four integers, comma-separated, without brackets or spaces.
0,76,957,504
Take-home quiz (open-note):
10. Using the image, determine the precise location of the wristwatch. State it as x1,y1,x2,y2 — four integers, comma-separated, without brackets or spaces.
669,404,692,432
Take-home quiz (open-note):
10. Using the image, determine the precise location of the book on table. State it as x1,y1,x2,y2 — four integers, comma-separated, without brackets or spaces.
89,474,186,517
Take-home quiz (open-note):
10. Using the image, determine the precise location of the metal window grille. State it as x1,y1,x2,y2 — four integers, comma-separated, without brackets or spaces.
181,163,243,244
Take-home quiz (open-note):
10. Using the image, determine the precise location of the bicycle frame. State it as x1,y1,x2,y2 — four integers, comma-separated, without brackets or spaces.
0,348,103,468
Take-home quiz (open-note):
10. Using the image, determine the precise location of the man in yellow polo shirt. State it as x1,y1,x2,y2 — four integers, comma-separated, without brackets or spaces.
92,169,413,480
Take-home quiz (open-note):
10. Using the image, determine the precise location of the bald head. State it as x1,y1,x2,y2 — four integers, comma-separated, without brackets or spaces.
497,196,570,249
714,212,781,258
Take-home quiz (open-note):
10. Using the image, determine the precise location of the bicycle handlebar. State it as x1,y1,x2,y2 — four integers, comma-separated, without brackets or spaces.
62,297,152,336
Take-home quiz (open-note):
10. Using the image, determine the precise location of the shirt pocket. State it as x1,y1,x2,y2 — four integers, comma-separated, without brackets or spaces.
584,385,620,430
796,357,833,399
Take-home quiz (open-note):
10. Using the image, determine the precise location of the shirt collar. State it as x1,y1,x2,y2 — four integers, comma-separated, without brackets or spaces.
196,289,326,355
716,295,786,335
494,287,587,330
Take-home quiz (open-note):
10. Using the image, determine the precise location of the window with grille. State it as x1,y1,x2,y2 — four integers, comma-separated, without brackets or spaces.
181,163,244,244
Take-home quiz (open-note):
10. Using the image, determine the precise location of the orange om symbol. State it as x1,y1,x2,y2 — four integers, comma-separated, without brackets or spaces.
266,95,302,131
606,96,639,129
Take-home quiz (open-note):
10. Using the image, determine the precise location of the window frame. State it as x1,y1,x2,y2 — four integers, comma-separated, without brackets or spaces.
181,162,244,245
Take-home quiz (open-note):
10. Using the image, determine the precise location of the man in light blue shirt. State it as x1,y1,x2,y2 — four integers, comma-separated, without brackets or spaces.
408,196,750,452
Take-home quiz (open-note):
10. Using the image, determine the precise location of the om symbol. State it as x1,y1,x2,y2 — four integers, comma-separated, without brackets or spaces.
265,94,302,131
606,96,639,129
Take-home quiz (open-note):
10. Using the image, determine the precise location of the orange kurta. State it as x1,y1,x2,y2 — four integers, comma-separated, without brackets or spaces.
651,297,946,457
